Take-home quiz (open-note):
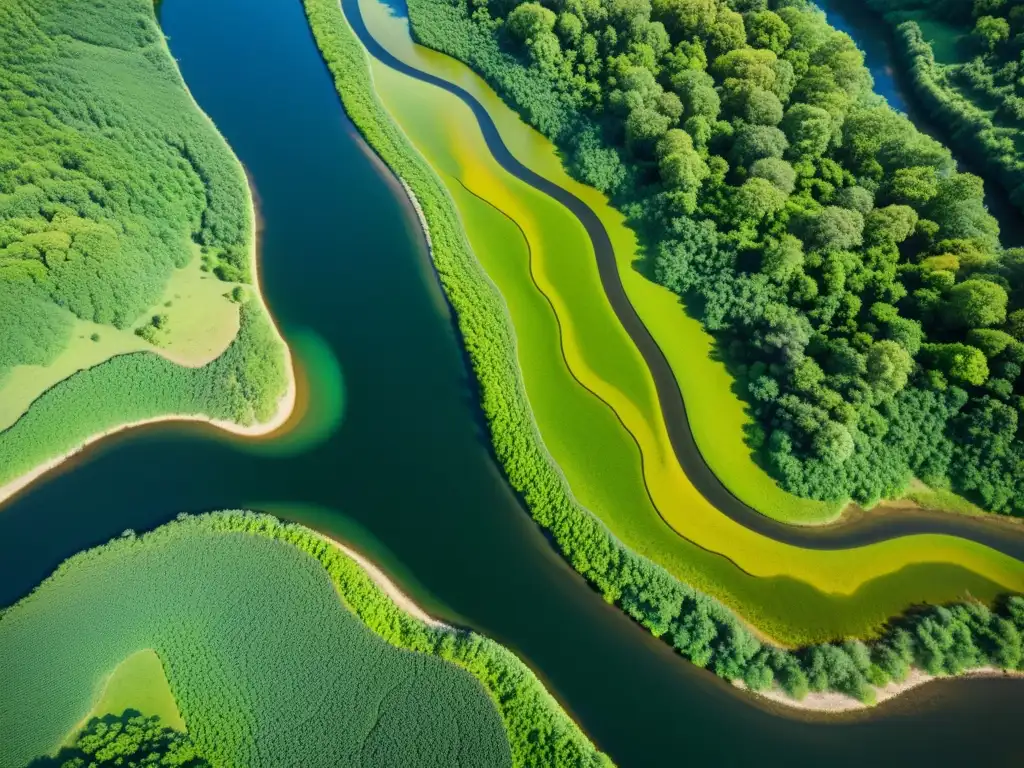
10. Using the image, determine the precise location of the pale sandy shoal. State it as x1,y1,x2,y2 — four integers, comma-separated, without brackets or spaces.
316,532,451,630
734,666,1024,713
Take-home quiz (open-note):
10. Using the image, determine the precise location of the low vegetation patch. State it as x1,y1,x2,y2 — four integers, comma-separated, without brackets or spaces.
1,512,607,768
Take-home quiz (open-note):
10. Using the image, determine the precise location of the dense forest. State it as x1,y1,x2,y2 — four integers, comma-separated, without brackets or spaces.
0,0,251,379
409,0,1024,514
1,511,607,767
27,712,209,768
862,0,1024,218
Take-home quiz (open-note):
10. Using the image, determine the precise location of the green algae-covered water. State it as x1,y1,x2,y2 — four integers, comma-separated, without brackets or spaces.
0,0,1021,763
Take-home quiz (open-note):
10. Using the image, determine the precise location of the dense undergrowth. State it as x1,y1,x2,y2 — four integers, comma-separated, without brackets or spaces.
863,1,1024,215
0,0,251,375
307,0,1024,707
2,512,606,768
28,712,209,768
408,0,1024,516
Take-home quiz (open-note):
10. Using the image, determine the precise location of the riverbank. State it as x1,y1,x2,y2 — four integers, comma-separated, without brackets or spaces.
315,530,450,630
0,8,296,510
737,666,1024,714
0,178,297,510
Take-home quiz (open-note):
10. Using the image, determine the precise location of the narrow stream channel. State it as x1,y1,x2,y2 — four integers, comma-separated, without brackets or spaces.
0,0,1021,763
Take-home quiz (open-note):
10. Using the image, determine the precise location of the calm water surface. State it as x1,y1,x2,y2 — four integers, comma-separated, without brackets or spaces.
1,0,1022,763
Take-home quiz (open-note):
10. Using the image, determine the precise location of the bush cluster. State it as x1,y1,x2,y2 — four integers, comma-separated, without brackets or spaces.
306,0,1024,706
29,712,209,768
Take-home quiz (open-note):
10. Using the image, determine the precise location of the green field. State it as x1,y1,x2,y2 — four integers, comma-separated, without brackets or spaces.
0,512,606,768
67,649,187,738
0,0,289,490
356,0,1024,643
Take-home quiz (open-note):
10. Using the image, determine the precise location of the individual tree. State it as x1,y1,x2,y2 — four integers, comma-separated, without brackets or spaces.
506,2,557,41
946,279,1009,329
800,206,864,251
974,15,1010,50
745,10,791,54
865,340,913,395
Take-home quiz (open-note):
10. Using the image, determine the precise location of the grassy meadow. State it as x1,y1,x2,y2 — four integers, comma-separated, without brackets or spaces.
0,513,607,768
358,0,1024,643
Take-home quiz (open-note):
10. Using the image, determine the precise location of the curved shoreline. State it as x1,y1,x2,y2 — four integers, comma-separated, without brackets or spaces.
344,0,1024,560
316,531,450,630
0,134,297,510
736,666,1024,714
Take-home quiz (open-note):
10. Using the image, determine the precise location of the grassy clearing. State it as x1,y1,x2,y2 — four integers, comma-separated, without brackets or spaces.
360,0,1024,642
1,513,604,768
70,649,186,740
0,250,241,432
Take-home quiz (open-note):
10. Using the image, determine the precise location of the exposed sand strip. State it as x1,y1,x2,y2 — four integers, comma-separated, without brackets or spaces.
315,532,451,630
734,666,1024,713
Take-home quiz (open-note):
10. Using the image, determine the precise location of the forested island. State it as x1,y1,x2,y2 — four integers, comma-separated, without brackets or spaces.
0,0,291,498
407,0,1024,516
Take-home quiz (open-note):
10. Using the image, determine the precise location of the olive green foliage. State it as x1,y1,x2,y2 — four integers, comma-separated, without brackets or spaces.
29,712,208,768
1,513,524,768
308,0,1024,707
0,0,252,377
863,0,1024,216
408,0,1024,515
0,304,286,489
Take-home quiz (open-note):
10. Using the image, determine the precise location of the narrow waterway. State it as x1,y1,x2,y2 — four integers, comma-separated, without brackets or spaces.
1,0,1022,763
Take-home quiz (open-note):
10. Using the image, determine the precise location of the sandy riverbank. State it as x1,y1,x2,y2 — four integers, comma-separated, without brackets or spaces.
317,533,451,630
735,666,1024,713
0,373,296,509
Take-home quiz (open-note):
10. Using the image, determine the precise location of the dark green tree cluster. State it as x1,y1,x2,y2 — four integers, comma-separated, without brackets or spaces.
28,712,209,768
0,0,252,376
409,0,1024,514
860,0,1024,219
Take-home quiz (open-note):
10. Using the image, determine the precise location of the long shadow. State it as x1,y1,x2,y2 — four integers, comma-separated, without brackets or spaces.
342,0,1024,558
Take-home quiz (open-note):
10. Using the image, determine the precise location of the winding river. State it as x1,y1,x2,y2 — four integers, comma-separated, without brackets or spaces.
1,0,1023,762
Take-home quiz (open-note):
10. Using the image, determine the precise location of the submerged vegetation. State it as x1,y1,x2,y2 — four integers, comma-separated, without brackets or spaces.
0,0,288,481
407,0,1024,516
305,0,1024,708
0,512,606,768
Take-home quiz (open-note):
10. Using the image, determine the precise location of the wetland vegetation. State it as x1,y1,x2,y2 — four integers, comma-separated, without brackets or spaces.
306,0,1024,706
407,0,1024,519
858,0,1024,219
